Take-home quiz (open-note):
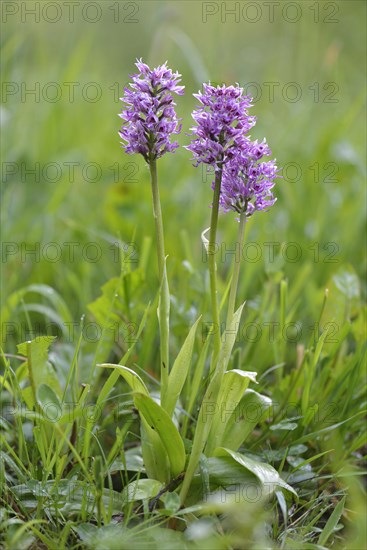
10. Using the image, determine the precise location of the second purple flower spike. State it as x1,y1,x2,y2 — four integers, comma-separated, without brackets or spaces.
219,138,279,220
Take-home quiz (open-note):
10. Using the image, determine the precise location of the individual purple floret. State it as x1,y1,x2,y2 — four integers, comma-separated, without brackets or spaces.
218,138,279,219
186,83,256,168
119,59,184,162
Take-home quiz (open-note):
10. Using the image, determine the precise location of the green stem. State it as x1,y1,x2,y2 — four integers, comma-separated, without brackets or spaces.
149,158,169,404
226,210,246,328
208,166,223,369
149,158,165,280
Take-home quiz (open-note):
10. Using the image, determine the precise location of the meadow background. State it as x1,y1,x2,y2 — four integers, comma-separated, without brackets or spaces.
1,1,366,548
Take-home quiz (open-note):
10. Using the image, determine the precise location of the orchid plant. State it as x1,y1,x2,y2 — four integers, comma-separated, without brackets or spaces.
99,59,294,508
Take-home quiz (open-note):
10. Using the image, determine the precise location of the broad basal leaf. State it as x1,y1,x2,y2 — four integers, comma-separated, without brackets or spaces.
214,448,297,498
221,389,272,451
205,370,257,455
165,316,201,417
97,364,168,482
134,393,186,478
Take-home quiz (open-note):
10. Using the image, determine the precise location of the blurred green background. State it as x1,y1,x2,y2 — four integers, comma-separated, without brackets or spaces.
1,5,366,547
1,0,366,355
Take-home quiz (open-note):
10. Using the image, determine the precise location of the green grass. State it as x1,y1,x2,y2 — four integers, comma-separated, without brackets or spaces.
1,1,366,548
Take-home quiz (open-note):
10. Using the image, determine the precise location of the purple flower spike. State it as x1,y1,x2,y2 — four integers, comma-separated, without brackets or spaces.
186,83,256,168
219,138,280,219
119,59,184,162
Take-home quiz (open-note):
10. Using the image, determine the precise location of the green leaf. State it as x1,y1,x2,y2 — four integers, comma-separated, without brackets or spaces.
20,386,34,410
140,421,170,484
122,479,163,503
165,316,201,417
36,383,62,423
134,393,186,478
185,331,211,417
0,451,27,482
97,364,168,483
221,389,272,451
270,420,299,431
17,337,61,407
276,490,288,527
207,456,258,487
73,522,188,548
318,496,346,546
216,303,246,377
205,370,257,455
161,491,181,515
0,374,12,394
214,448,297,498
97,364,149,395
